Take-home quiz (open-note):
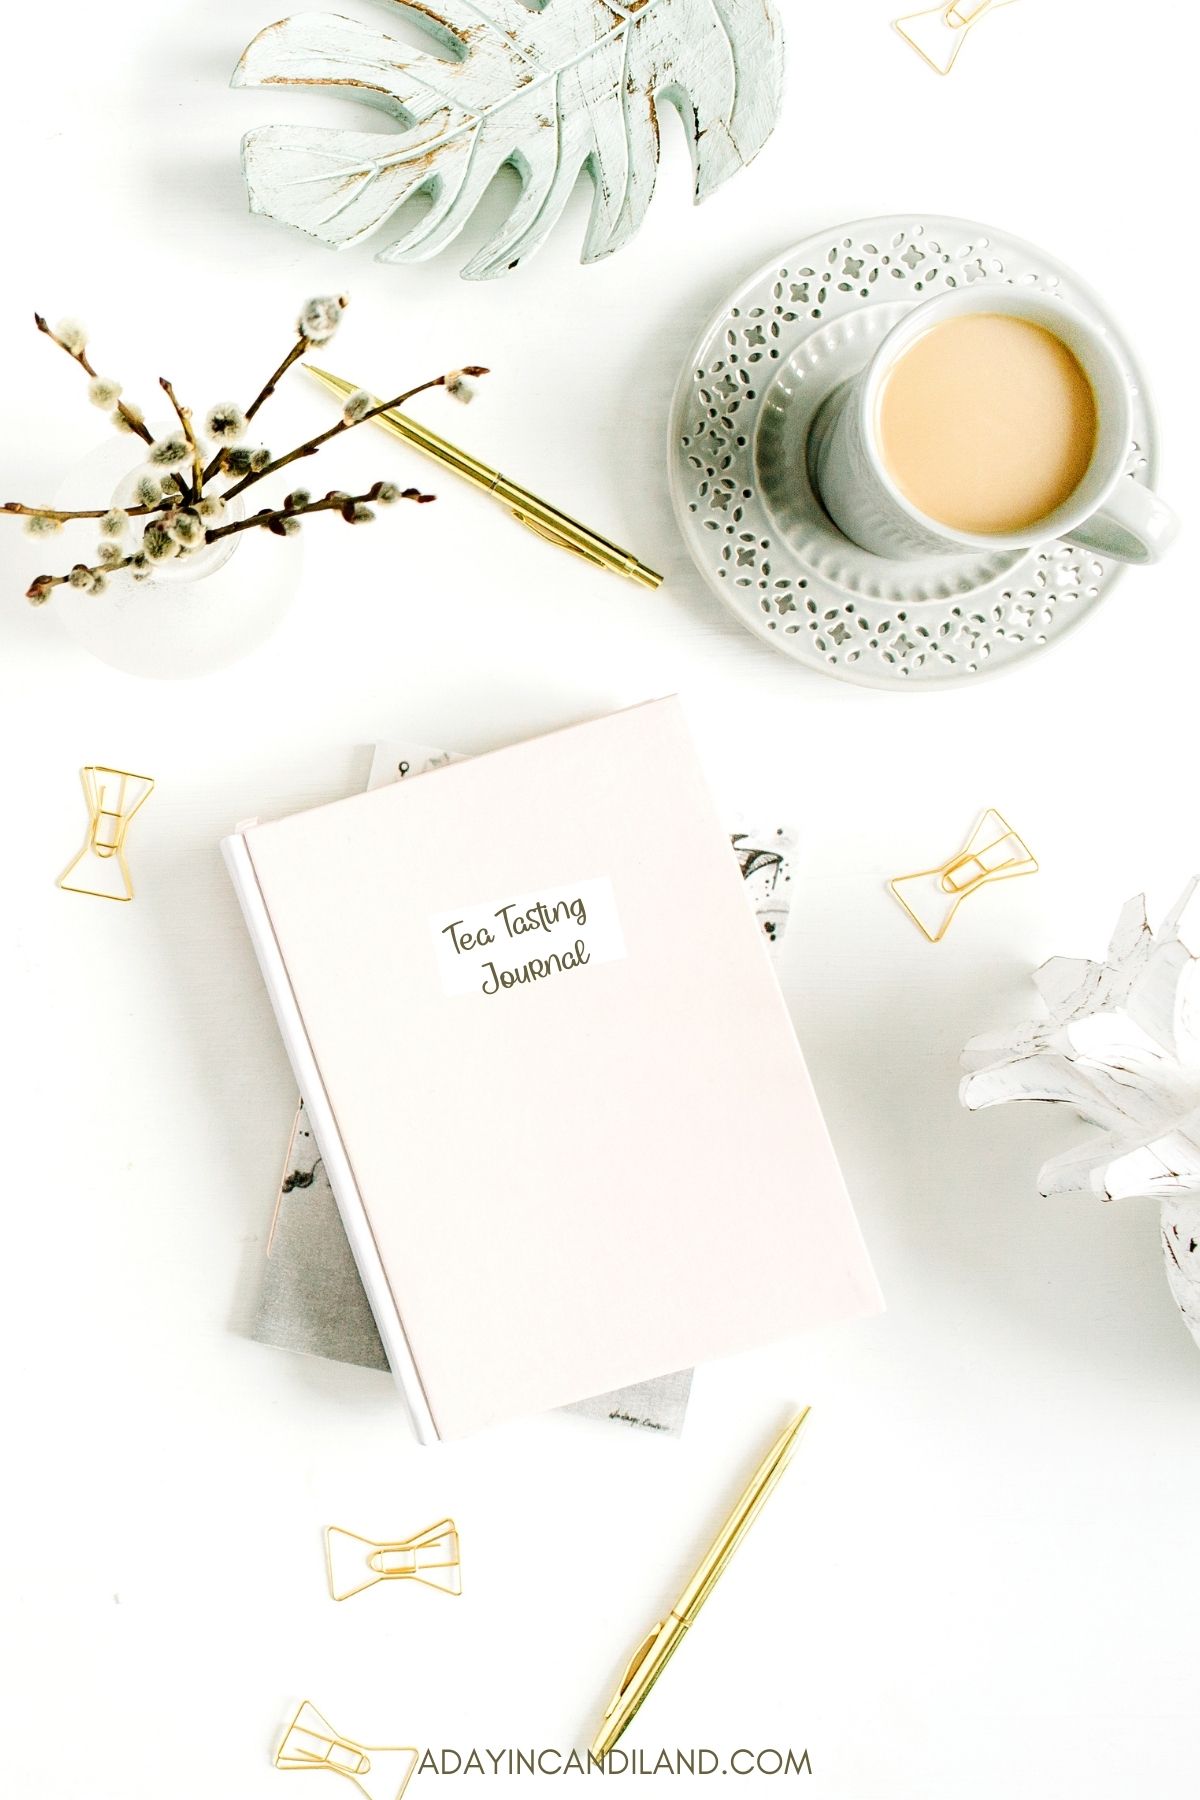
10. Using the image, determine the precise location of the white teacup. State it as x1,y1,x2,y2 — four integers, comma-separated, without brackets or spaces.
810,287,1177,565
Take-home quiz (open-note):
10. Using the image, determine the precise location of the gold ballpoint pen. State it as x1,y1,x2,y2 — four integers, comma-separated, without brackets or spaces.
303,364,663,590
589,1407,812,1761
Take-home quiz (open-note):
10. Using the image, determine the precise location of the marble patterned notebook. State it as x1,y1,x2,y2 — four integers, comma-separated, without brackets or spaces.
252,742,800,1435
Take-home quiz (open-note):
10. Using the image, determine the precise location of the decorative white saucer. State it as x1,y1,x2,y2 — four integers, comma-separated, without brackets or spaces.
668,216,1158,687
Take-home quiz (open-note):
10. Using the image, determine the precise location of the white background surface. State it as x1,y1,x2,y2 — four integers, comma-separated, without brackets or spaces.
2,4,1198,1796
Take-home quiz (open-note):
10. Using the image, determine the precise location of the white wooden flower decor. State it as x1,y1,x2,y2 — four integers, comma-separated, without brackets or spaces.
961,882,1200,1351
232,0,784,280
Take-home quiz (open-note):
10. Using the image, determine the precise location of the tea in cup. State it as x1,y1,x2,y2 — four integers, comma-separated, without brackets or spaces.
812,288,1177,564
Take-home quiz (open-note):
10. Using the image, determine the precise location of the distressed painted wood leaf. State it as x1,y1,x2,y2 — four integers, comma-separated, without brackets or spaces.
233,0,784,279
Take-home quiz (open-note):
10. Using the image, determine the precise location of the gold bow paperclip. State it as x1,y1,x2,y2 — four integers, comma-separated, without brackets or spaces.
325,1521,461,1603
275,1702,418,1800
57,765,155,902
893,0,1019,75
889,809,1037,942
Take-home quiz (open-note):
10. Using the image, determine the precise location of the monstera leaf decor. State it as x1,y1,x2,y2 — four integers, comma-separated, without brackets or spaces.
233,0,784,279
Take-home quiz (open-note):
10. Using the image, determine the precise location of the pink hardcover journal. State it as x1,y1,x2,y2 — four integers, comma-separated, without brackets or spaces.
223,699,882,1441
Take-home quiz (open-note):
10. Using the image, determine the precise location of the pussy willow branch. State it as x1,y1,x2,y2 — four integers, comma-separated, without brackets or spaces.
7,368,474,524
221,373,475,503
232,295,351,434
35,314,153,446
26,556,135,603
159,378,202,504
204,481,433,544
3,500,163,522
245,336,310,425
25,482,433,601
199,332,313,486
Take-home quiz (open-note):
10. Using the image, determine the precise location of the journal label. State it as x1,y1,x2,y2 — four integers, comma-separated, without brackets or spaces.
430,876,626,998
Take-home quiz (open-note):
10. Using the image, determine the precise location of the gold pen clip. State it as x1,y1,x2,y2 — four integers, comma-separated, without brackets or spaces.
609,1623,667,1711
510,509,661,588
509,509,609,571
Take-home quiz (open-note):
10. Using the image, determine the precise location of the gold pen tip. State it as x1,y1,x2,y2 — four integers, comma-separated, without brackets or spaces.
783,1406,812,1449
302,362,348,391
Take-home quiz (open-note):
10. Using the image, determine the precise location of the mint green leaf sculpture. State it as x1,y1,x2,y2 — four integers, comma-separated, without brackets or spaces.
233,0,784,280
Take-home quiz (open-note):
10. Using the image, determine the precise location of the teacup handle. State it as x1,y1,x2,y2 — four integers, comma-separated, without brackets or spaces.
1064,481,1179,565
